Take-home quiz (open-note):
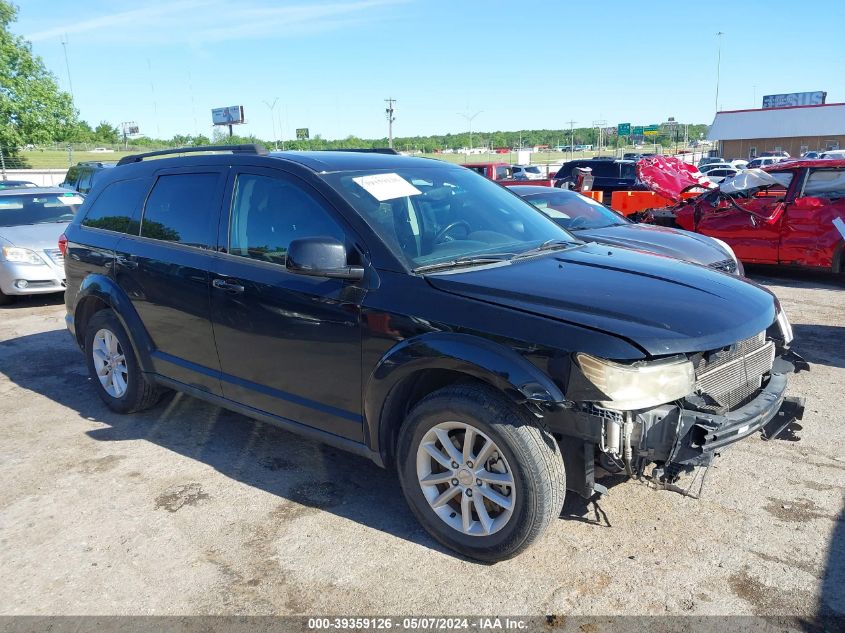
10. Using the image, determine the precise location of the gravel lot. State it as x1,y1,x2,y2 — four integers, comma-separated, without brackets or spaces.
0,269,842,619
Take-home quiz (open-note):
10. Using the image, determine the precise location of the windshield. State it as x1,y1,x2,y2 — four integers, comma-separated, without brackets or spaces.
323,166,576,270
524,166,542,174
523,190,628,230
0,192,84,227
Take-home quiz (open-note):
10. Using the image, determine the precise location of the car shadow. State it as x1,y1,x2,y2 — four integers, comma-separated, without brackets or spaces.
0,292,65,309
819,505,845,625
0,327,599,562
791,324,845,370
745,266,845,290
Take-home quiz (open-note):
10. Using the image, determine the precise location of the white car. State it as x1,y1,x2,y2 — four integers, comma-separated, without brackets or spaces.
729,159,749,169
819,149,845,159
705,167,739,183
699,162,735,174
747,157,786,169
511,164,546,180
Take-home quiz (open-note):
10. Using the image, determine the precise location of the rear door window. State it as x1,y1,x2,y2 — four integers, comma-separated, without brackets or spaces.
140,173,221,248
803,169,845,198
82,178,150,233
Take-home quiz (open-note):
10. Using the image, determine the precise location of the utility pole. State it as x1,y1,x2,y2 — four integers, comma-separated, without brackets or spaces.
566,120,577,159
715,32,724,113
592,120,607,155
458,110,482,154
385,98,396,148
263,98,279,149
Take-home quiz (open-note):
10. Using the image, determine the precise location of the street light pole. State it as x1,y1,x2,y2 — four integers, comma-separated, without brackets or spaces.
715,32,724,112
458,110,482,154
263,98,279,150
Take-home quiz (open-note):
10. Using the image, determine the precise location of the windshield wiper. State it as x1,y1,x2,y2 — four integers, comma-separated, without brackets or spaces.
413,255,511,274
511,239,583,260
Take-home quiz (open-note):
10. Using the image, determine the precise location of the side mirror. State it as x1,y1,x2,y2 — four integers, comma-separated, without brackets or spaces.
792,196,824,210
286,237,364,280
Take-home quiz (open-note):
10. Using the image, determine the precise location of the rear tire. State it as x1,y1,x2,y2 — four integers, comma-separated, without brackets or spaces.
84,310,161,413
396,383,565,561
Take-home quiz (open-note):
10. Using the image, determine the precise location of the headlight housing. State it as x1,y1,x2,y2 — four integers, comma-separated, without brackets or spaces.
2,247,46,265
776,308,793,346
576,353,696,411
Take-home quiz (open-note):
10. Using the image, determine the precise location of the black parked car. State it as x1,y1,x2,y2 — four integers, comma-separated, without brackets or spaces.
60,161,115,195
509,186,743,275
553,159,648,198
62,145,805,561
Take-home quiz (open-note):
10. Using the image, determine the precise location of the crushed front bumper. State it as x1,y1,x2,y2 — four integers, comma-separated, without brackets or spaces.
637,355,805,479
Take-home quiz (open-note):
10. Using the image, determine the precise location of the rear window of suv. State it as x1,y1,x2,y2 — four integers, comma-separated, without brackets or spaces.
140,173,220,248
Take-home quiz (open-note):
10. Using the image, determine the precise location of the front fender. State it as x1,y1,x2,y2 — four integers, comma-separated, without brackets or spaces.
74,274,155,372
364,332,568,452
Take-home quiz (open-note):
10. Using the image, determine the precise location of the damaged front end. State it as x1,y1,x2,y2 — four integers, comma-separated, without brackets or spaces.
549,309,809,498
632,157,793,229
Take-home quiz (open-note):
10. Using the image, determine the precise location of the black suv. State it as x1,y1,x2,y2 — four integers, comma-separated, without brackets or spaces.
62,145,805,561
60,161,116,195
553,159,647,198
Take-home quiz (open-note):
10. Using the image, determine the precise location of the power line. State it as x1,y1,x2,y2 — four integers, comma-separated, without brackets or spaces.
60,34,75,103
385,98,396,148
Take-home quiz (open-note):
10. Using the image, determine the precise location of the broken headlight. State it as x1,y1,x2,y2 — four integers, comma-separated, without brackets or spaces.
576,353,695,411
776,308,793,346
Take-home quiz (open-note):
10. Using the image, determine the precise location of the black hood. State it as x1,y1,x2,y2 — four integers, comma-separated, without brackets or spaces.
575,223,732,268
426,243,776,357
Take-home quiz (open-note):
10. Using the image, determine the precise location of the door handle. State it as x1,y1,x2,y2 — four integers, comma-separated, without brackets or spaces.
212,278,245,293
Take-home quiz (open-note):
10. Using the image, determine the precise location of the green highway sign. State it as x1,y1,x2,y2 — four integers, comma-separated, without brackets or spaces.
617,123,631,136
632,126,644,135
643,124,660,137
295,127,310,140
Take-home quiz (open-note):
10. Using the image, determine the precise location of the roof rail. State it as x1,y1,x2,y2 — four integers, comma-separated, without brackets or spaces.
320,148,400,155
117,144,268,166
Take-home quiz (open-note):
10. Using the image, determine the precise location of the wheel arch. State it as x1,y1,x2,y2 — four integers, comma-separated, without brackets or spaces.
364,332,566,467
74,274,155,372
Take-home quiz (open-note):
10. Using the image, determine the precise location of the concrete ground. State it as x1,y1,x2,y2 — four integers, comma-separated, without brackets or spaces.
0,269,842,619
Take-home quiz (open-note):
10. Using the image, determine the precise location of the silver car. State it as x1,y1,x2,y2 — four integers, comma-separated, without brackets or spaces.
0,187,84,304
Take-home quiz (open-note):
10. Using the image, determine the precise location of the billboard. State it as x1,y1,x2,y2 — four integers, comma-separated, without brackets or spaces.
211,105,245,125
762,91,826,109
296,128,310,140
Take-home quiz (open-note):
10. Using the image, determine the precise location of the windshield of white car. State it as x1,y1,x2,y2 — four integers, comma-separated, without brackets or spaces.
523,190,628,230
323,166,577,270
0,192,83,227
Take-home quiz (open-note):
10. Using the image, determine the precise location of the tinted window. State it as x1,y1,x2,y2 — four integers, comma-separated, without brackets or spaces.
228,173,346,265
77,169,93,193
804,169,845,197
495,166,512,179
141,173,219,248
82,178,149,233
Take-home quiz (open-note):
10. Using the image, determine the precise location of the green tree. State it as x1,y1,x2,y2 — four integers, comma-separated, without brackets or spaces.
0,1,77,150
93,121,119,144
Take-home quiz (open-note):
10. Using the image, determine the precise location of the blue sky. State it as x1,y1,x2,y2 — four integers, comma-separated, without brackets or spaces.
14,0,845,141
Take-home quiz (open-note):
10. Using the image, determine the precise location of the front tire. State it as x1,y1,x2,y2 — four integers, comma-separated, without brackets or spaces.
84,310,161,413
396,383,565,561
0,289,14,306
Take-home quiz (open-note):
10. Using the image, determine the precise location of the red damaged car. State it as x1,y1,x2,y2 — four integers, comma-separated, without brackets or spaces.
637,156,845,272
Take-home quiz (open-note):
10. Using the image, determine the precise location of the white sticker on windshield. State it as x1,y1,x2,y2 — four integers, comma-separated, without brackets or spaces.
352,173,422,202
833,216,845,240
58,195,84,205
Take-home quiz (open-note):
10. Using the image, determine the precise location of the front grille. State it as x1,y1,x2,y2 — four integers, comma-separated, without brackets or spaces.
708,258,737,274
694,331,775,411
43,248,64,267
